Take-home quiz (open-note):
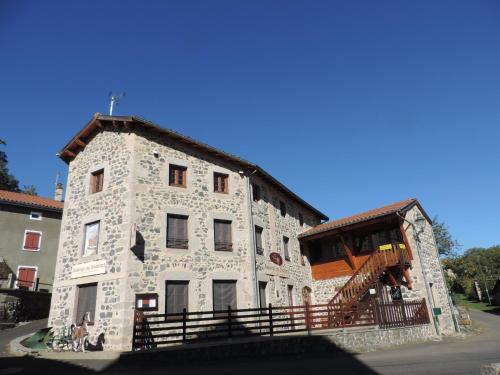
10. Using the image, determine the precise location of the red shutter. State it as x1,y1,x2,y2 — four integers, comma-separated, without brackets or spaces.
17,267,36,288
24,232,40,250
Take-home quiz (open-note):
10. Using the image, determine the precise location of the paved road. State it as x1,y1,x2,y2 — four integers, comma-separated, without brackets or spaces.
0,311,498,374
0,319,47,357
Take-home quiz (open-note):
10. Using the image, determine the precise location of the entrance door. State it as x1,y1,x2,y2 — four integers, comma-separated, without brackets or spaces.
302,286,312,305
17,267,37,289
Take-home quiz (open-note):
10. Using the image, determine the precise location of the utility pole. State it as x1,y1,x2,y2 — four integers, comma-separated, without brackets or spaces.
477,255,492,305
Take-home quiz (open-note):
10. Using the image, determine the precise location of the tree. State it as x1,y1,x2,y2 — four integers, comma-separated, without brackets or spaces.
432,217,460,257
22,185,38,196
0,139,21,192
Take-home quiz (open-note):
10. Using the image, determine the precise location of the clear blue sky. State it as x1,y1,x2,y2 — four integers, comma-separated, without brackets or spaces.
1,1,499,251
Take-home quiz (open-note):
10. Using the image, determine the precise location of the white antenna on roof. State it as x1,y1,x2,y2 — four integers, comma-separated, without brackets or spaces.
108,92,126,115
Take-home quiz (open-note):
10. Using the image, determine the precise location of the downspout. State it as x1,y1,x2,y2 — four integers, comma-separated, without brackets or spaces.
245,169,260,308
396,212,441,337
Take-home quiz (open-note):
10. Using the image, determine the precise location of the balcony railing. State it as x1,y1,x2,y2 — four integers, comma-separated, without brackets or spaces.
166,238,188,249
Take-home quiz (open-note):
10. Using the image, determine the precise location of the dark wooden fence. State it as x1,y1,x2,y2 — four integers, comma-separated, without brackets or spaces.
132,298,430,350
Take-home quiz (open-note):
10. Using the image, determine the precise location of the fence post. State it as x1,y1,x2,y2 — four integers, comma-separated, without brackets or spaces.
227,305,232,338
132,309,144,351
305,302,310,334
373,300,379,327
182,308,187,342
401,300,408,326
34,278,40,292
268,303,273,336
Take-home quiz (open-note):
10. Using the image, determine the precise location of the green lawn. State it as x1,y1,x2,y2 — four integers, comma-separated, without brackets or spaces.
453,293,500,315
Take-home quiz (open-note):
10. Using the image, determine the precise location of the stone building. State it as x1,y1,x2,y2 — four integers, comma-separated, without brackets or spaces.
48,113,455,350
0,189,64,291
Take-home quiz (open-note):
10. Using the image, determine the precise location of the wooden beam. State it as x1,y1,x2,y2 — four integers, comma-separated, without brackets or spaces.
341,234,357,271
399,220,414,260
75,138,86,148
95,120,104,129
64,149,76,158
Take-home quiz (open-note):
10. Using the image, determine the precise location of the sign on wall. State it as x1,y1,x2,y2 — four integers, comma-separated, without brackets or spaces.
71,259,106,279
83,221,100,256
269,252,283,266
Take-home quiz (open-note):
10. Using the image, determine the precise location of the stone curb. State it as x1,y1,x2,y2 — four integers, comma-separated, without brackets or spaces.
8,332,38,357
481,363,500,375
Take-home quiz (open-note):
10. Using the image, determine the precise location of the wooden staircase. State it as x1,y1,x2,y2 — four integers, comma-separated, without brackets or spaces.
328,243,410,310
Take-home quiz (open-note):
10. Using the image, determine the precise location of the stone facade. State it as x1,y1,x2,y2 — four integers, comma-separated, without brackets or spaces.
49,128,324,350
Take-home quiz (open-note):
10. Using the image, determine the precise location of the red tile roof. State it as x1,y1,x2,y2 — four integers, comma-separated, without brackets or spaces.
299,198,419,239
0,190,64,211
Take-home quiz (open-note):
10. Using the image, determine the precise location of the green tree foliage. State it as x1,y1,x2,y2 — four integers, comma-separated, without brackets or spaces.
0,139,21,192
444,246,500,300
22,185,38,196
432,217,460,257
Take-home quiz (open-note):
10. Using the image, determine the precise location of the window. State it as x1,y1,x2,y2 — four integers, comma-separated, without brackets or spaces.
213,280,237,313
16,266,37,289
30,212,42,221
279,201,286,217
319,239,345,260
23,231,41,251
167,214,188,249
258,282,267,310
76,283,97,324
299,213,304,227
255,226,264,255
214,172,229,193
300,244,306,266
283,236,290,261
214,220,232,251
91,169,104,193
252,184,261,202
166,281,189,317
169,164,187,187
135,293,158,311
287,285,294,306
83,221,100,257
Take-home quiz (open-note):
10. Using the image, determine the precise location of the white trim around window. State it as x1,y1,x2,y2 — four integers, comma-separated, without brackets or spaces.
15,265,38,289
22,230,42,252
29,211,42,221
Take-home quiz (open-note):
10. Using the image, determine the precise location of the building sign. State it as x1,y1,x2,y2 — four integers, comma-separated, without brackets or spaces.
136,293,159,311
71,259,106,279
269,252,283,266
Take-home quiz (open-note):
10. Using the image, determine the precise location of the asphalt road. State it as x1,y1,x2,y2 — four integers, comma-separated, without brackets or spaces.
0,310,498,374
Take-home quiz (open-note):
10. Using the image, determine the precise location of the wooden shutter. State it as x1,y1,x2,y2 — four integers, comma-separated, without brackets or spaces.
213,281,237,312
255,226,263,254
24,232,40,250
91,170,104,193
169,165,187,187
166,281,189,316
76,283,97,324
167,215,188,248
214,173,228,193
283,236,290,260
214,220,232,251
17,267,36,288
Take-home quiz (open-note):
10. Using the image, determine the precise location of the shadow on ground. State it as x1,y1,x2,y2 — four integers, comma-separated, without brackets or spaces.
0,335,380,375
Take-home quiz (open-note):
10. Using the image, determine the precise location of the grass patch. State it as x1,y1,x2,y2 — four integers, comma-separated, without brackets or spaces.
453,293,500,316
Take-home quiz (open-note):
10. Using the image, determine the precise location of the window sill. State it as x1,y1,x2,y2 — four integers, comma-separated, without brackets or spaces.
22,248,40,252
169,184,187,188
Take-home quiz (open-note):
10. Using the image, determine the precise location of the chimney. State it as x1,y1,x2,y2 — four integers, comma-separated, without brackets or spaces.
54,182,64,202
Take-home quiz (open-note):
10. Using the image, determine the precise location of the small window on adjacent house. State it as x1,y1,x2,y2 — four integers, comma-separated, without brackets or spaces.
279,201,286,217
30,212,42,221
214,173,229,193
255,226,264,255
136,293,158,311
300,243,306,266
213,280,237,315
91,169,104,193
287,285,294,306
252,184,261,202
258,281,267,310
299,213,304,227
23,231,42,251
76,283,97,325
283,236,290,261
83,221,100,257
169,165,187,187
166,281,189,317
167,214,188,249
214,219,232,251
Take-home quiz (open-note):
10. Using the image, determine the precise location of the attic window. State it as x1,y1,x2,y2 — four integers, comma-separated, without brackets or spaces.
30,212,42,221
214,173,229,194
91,169,104,193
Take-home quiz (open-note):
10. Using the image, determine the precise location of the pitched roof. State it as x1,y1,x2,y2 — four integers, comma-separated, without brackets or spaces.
58,113,328,221
0,190,64,211
299,198,422,239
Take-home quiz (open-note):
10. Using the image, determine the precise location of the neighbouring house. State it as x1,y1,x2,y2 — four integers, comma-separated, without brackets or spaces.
492,278,500,306
0,189,64,292
48,113,455,351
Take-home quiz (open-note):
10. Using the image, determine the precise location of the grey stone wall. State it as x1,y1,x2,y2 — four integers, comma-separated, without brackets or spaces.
312,276,351,305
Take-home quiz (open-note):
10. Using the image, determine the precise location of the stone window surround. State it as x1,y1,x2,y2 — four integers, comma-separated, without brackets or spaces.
160,157,192,192
253,216,267,256
80,213,104,260
208,212,237,254
208,164,236,200
161,207,200,253
156,271,197,314
87,162,110,196
210,271,244,310
22,229,42,252
29,211,42,221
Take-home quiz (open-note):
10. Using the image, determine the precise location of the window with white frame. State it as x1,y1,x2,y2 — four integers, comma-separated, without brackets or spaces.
30,212,42,220
83,221,100,257
22,231,42,251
